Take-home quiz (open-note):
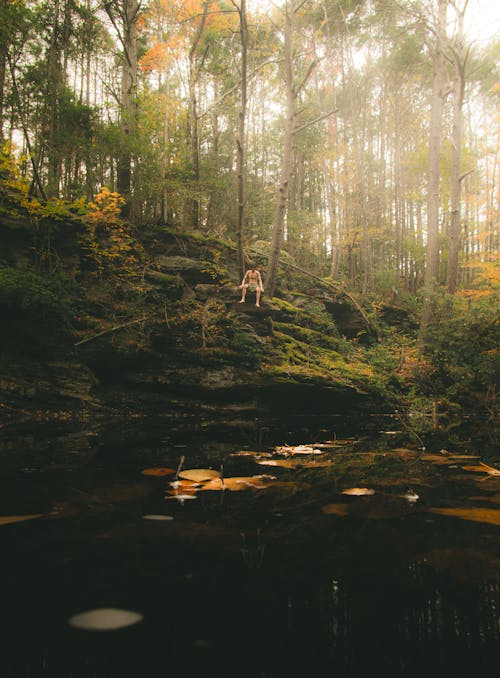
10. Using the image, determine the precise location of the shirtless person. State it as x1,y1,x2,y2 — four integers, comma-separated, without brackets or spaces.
239,266,264,307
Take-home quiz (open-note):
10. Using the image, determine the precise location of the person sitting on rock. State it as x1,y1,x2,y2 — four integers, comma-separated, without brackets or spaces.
239,266,264,307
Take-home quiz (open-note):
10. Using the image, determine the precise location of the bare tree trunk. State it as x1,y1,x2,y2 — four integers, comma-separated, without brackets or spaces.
232,0,248,279
186,1,209,229
160,84,169,224
446,5,469,293
0,0,7,142
265,1,297,298
105,0,140,217
419,0,448,342
46,0,63,197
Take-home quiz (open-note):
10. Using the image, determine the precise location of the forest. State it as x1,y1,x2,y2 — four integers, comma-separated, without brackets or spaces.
0,0,499,439
1,2,500,675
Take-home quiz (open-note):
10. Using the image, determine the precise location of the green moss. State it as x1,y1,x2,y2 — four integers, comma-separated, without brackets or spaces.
274,321,341,351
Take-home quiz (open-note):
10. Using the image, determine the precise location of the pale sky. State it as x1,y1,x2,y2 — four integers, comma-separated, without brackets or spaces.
464,0,500,44
250,0,500,47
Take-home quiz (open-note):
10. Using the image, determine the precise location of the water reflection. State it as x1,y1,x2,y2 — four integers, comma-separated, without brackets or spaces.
1,420,500,677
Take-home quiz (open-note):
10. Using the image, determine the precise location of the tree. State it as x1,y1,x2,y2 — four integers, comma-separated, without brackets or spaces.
231,0,248,279
104,0,141,216
419,0,448,341
446,0,470,293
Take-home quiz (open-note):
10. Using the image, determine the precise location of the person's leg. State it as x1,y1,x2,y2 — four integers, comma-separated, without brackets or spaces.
255,288,261,307
239,285,248,302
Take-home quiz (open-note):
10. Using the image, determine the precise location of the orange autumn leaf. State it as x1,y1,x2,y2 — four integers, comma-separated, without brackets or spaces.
178,469,220,483
200,476,270,491
141,467,176,477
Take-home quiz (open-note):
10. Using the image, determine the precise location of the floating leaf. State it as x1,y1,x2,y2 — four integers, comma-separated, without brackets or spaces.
479,462,500,475
321,504,349,516
230,451,269,458
178,469,220,483
275,445,323,455
68,608,143,631
169,479,199,493
428,507,500,526
462,462,500,475
0,514,44,526
200,476,270,491
421,454,449,462
142,514,174,521
341,487,375,496
255,458,299,469
141,467,176,477
447,455,480,460
256,457,335,469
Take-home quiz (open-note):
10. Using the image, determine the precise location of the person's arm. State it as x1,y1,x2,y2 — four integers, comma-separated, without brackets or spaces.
240,270,249,287
258,272,264,291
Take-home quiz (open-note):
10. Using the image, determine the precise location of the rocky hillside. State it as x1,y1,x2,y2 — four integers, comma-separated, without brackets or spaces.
1,221,409,425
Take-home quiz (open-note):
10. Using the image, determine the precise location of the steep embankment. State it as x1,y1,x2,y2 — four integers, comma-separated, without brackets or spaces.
1,225,400,424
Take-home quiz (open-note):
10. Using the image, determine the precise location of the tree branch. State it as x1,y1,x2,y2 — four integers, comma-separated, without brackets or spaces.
197,58,278,119
293,108,337,135
74,314,153,347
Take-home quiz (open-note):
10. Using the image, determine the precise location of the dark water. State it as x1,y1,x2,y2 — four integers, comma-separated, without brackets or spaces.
0,416,499,677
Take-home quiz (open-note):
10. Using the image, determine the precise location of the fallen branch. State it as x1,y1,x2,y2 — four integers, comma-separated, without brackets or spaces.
74,313,153,347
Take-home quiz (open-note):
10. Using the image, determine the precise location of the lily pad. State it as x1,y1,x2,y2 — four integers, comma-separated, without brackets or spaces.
68,608,143,631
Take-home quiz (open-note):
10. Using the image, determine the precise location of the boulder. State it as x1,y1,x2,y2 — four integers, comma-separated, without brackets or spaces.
156,255,216,285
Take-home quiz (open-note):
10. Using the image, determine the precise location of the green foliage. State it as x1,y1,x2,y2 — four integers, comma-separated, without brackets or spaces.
0,265,75,324
416,295,499,412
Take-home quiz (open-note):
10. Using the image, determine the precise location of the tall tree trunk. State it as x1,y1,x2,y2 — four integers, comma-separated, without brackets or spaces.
0,0,7,142
186,1,209,229
46,0,63,197
265,1,297,298
419,0,448,341
232,0,248,278
105,0,139,217
446,2,469,293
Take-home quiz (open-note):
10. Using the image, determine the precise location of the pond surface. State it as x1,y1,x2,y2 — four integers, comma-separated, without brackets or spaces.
0,416,499,678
